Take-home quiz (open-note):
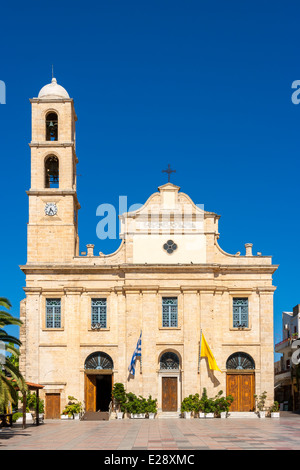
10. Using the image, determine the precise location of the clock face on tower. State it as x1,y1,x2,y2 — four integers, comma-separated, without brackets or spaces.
44,202,58,216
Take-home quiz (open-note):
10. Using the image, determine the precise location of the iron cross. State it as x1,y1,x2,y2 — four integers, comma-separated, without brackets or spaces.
162,164,176,182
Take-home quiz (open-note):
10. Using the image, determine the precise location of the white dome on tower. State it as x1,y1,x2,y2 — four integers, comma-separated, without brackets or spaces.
38,77,70,99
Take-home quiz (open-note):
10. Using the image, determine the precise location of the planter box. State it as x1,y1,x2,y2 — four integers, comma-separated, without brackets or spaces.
36,414,44,424
148,413,156,419
117,412,124,420
73,413,80,420
259,411,266,419
61,414,71,420
271,412,280,418
130,413,146,419
198,412,205,419
220,412,227,419
205,413,214,418
184,411,192,419
16,413,34,424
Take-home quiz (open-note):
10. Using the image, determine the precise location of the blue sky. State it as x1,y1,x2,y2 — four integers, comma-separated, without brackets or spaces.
1,0,300,354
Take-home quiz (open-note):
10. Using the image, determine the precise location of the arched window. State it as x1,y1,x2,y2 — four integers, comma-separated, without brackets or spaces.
45,155,59,188
160,352,180,370
46,112,58,141
84,352,113,370
226,352,255,370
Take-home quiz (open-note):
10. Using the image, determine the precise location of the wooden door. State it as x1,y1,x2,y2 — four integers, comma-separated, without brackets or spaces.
45,393,60,419
226,373,254,411
85,374,97,412
162,377,177,411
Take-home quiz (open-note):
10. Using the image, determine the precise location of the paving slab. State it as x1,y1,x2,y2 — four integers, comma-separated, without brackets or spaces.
1,414,300,450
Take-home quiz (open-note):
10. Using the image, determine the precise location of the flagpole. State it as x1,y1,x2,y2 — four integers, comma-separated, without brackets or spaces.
198,329,202,374
140,330,142,374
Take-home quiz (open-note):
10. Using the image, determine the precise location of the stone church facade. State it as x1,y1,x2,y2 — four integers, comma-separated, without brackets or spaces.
19,78,278,418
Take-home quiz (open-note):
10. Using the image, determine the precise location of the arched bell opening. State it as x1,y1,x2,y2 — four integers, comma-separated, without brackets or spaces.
45,155,59,188
46,112,58,141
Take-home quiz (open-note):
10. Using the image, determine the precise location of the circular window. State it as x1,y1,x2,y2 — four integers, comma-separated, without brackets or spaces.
163,240,177,254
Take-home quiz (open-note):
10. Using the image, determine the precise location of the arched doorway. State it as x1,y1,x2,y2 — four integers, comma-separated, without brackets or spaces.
226,352,255,412
159,351,181,413
84,352,113,412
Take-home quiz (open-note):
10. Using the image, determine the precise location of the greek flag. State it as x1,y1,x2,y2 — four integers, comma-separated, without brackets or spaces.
128,331,142,376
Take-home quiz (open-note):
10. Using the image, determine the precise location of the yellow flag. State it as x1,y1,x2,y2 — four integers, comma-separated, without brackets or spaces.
200,332,222,372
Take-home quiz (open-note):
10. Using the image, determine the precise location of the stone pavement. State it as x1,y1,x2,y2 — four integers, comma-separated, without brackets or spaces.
1,413,300,450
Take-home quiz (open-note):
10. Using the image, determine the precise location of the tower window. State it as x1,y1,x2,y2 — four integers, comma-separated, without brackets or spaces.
45,155,59,188
46,112,58,141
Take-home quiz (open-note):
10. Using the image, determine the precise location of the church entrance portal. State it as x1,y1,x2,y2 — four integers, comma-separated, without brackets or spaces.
226,352,255,412
162,377,177,411
84,352,114,412
85,373,112,412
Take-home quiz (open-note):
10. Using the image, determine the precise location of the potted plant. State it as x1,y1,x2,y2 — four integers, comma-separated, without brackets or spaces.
213,390,234,418
112,383,127,419
181,395,194,418
61,411,70,420
19,391,37,423
146,395,157,419
61,396,83,419
12,412,23,424
125,393,147,418
37,399,45,423
197,390,206,418
269,401,280,418
192,393,204,418
204,398,215,418
198,388,215,418
254,391,267,418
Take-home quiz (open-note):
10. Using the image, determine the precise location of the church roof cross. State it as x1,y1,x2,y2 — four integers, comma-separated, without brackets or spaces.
162,164,176,183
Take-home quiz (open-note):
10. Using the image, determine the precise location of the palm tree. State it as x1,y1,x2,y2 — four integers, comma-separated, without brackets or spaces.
0,297,27,413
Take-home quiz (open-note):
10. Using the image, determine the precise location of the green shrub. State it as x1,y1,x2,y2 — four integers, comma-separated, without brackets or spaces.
181,395,196,413
145,395,157,414
12,412,23,423
254,391,267,412
61,396,83,417
112,383,127,413
20,391,44,413
269,401,279,413
125,393,148,414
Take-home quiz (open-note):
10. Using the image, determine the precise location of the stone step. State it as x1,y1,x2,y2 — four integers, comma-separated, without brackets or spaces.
157,412,181,419
227,412,258,418
81,411,109,421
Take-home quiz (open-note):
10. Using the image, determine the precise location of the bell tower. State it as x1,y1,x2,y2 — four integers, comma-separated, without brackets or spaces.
27,77,80,263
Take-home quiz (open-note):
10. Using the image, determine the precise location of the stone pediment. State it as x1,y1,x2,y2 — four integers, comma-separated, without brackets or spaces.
119,183,206,235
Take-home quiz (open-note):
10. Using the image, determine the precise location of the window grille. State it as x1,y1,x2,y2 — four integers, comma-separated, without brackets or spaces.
160,352,180,369
162,297,178,327
91,299,107,328
46,299,61,328
226,352,255,370
233,298,248,328
84,352,113,370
